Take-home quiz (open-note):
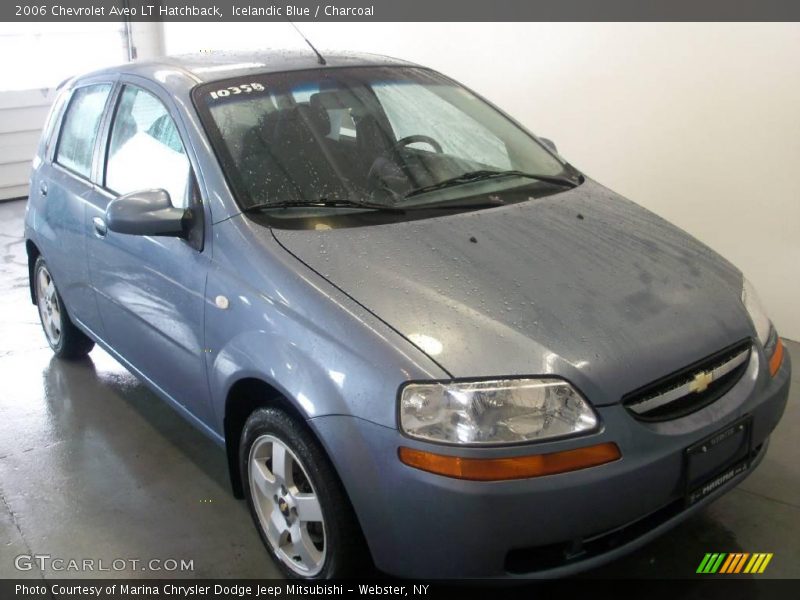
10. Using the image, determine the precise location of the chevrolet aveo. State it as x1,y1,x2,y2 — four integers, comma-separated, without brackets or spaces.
25,51,790,579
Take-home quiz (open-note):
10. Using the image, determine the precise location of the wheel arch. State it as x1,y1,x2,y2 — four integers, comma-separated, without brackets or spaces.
26,239,41,304
209,329,358,497
223,376,331,499
226,376,375,574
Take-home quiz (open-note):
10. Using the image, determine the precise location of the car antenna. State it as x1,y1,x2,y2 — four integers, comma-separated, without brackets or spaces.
287,20,327,66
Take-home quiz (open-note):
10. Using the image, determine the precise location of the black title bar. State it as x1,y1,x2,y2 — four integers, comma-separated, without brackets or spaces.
6,0,800,22
4,579,800,600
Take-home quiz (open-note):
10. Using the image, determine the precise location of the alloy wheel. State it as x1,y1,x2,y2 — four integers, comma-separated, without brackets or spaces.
36,265,62,347
248,434,326,576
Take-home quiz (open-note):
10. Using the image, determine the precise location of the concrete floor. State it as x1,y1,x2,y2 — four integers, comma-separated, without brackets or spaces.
0,197,798,580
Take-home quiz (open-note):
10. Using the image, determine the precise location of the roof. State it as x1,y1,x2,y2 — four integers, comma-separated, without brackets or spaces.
71,49,418,94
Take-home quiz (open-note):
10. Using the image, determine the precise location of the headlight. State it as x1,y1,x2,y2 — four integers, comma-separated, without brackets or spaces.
399,378,598,445
742,277,771,346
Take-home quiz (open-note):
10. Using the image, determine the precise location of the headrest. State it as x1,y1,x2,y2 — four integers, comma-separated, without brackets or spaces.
299,101,331,137
355,113,394,153
310,90,362,112
254,105,330,146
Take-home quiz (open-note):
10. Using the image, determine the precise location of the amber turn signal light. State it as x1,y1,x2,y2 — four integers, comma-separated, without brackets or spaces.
398,442,621,481
769,337,784,377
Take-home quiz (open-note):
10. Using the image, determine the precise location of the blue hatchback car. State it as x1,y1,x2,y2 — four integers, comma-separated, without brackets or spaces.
25,51,790,579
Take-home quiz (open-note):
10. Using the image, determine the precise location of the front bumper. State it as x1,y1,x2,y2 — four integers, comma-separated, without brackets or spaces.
311,348,791,578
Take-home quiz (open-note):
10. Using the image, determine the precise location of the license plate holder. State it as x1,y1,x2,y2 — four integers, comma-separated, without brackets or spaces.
684,415,752,506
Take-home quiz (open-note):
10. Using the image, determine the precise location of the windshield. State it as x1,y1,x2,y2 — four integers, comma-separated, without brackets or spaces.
194,66,581,222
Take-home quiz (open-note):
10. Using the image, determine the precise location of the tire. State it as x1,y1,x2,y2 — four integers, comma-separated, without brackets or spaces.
34,256,94,359
240,407,368,579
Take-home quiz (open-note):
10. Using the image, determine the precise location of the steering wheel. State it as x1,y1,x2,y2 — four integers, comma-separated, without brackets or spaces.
393,134,443,154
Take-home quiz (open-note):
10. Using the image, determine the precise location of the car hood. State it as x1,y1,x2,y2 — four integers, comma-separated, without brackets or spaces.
271,180,752,406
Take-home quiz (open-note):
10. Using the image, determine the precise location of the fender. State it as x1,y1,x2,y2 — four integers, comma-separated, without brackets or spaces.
208,327,354,432
204,217,449,436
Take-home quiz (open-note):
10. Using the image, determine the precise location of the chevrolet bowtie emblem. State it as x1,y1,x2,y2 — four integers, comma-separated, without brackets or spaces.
690,371,714,393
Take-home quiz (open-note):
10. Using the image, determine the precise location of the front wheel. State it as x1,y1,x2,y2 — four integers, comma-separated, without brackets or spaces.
240,407,368,579
34,256,94,359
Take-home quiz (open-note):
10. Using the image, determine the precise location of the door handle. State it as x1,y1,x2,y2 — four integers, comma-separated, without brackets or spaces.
39,181,48,196
92,216,107,237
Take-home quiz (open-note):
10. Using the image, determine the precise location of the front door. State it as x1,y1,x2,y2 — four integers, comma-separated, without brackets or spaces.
85,82,213,425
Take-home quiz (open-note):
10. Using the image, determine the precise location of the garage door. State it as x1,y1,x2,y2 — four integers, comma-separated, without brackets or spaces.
0,89,57,200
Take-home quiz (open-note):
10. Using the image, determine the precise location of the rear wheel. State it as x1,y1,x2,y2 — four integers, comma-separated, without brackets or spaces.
240,407,367,579
34,257,94,359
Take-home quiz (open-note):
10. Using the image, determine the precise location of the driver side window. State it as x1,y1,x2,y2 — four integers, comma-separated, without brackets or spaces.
105,86,193,208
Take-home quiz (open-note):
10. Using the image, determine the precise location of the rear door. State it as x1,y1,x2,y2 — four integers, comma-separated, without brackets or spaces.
35,82,114,335
85,80,214,425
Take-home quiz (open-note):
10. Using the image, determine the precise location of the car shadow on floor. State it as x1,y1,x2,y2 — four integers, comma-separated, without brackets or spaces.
41,353,233,498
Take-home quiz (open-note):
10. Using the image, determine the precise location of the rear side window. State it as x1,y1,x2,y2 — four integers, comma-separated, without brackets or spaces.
105,85,192,208
55,84,112,178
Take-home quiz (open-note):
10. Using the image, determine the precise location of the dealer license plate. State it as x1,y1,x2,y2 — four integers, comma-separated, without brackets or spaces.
685,415,752,506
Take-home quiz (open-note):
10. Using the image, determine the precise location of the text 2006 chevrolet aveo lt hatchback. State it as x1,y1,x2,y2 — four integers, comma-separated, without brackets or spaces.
25,51,790,579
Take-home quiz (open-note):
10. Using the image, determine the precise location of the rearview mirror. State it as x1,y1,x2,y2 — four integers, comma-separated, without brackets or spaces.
105,189,187,237
539,137,558,154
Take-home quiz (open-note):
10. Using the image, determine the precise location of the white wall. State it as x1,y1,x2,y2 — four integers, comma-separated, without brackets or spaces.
0,89,57,200
0,23,132,201
0,23,172,201
172,23,797,340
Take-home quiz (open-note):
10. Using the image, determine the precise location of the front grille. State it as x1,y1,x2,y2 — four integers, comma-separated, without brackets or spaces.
622,340,752,422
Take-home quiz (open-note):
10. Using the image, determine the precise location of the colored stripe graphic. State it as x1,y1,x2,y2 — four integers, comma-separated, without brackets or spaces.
734,553,749,573
751,554,766,573
719,554,735,573
711,553,727,573
697,553,727,573
699,552,772,574
727,553,743,573
758,554,773,573
707,553,720,573
697,553,712,573
719,554,736,573
745,554,763,573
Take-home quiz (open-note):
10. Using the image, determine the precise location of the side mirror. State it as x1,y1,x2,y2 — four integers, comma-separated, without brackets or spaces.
539,137,558,154
105,189,187,237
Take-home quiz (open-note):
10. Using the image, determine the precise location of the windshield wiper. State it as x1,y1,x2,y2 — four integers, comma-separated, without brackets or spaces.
405,196,506,211
242,199,405,214
404,170,580,198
